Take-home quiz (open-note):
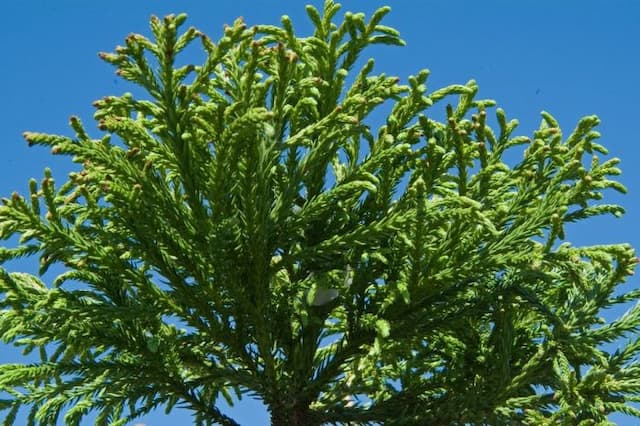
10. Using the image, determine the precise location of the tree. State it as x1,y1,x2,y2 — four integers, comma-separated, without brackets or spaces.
1,1,639,424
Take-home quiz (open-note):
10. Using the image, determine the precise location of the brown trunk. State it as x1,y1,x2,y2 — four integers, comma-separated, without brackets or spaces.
270,401,316,426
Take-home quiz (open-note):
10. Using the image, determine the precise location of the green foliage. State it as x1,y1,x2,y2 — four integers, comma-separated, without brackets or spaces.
1,1,639,424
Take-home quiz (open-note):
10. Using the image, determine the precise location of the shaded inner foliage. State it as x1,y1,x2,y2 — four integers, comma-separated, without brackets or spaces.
1,1,639,425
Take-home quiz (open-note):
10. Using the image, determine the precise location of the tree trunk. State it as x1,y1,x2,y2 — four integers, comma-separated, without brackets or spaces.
269,400,316,426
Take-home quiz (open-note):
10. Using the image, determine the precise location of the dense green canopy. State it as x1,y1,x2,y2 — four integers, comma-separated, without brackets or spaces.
1,1,639,425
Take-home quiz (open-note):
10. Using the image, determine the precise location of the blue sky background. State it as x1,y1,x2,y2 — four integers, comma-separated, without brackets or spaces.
1,1,639,425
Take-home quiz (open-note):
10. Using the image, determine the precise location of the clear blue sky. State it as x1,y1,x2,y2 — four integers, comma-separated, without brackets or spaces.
1,1,639,425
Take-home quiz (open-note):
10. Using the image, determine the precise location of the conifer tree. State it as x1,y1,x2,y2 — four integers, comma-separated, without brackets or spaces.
1,2,639,425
